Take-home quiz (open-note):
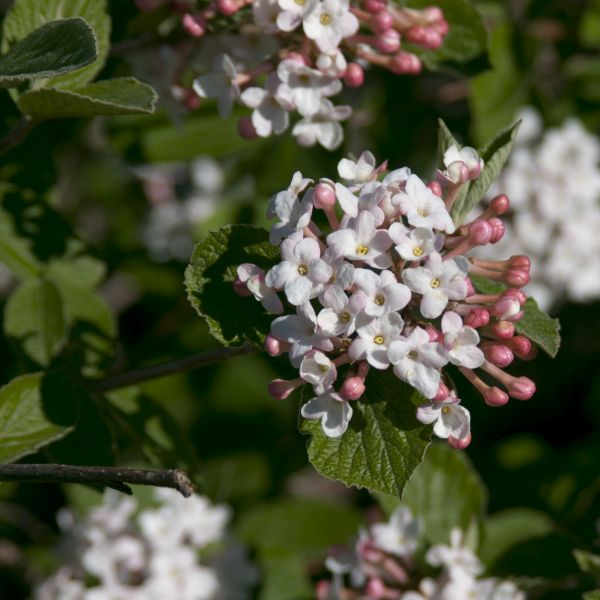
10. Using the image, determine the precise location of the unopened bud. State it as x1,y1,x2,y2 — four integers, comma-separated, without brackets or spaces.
483,386,509,407
375,29,400,53
489,218,505,243
233,277,251,297
508,377,536,400
427,180,443,196
344,63,365,88
363,0,387,13
237,116,257,139
433,383,449,402
448,432,472,449
503,288,527,306
371,10,393,33
182,13,206,37
504,269,530,288
492,320,514,339
510,255,531,272
268,379,299,400
390,51,421,74
340,376,366,401
492,296,521,320
464,308,490,328
216,0,238,15
422,28,443,49
314,182,336,209
264,334,282,356
491,194,510,215
468,219,493,245
406,26,427,44
482,342,514,368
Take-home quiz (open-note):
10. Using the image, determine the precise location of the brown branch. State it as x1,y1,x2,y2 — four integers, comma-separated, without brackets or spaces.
0,464,196,497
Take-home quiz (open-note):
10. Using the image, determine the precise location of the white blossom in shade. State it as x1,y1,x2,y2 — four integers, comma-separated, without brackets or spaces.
378,167,412,219
338,151,376,185
271,301,334,366
277,59,342,117
402,252,469,319
426,528,483,580
268,186,314,245
277,0,317,31
441,311,484,368
442,144,484,182
268,170,313,219
303,0,359,52
349,312,405,370
388,326,449,399
252,0,281,33
394,174,456,233
326,210,393,269
300,350,337,393
316,48,348,77
237,263,284,314
335,181,385,225
192,54,239,118
400,578,441,600
475,579,526,600
34,569,87,600
389,223,443,262
318,289,366,336
82,534,146,585
292,99,351,150
416,392,471,440
319,248,355,302
370,506,419,558
240,74,294,137
301,389,353,437
353,268,411,317
266,236,332,305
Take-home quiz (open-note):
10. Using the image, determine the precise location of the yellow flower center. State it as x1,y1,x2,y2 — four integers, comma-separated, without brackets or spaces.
298,265,309,276
416,208,426,217
412,246,424,257
295,0,305,4
356,245,369,256
374,294,385,306
340,311,351,323
319,364,329,373
320,12,332,25
408,350,418,360
373,335,385,345
329,273,336,284
430,277,441,288
442,406,450,414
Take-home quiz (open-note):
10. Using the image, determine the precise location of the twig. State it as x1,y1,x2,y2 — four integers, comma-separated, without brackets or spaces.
0,464,196,497
90,343,257,393
0,116,36,155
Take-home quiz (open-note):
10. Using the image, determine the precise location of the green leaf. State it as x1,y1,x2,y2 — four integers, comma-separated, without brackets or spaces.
0,372,73,463
301,370,432,496
451,121,521,226
4,277,66,367
185,225,280,347
258,555,313,600
574,549,600,576
47,255,106,290
584,591,600,600
0,229,39,279
437,119,460,165
2,0,110,90
470,275,561,358
0,18,97,88
17,77,158,119
401,443,487,544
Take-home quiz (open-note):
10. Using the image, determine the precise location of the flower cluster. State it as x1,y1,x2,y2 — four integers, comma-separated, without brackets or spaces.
236,148,538,445
35,489,257,600
481,108,600,310
134,0,448,150
318,505,524,599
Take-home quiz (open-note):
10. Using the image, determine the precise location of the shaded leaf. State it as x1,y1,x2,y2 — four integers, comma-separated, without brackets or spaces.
185,225,280,347
0,18,97,88
574,549,600,576
18,77,157,119
584,591,600,600
301,371,431,496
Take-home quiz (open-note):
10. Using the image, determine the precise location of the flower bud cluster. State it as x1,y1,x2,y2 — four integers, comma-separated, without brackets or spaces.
236,147,538,444
135,0,449,150
34,489,257,600
318,506,525,599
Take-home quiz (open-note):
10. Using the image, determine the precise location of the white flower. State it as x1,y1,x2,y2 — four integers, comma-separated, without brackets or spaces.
338,151,376,184
353,268,411,317
192,54,239,118
277,59,342,117
240,74,294,137
318,248,355,304
271,302,333,366
389,327,449,398
348,312,405,369
318,289,366,336
475,579,525,600
443,144,484,182
300,350,337,393
268,176,314,244
301,389,353,437
253,0,281,33
327,210,393,269
370,506,419,557
266,236,332,305
402,253,469,319
389,223,442,262
303,0,359,52
335,181,385,225
292,98,351,150
394,174,455,233
416,393,470,440
426,528,483,580
441,311,484,368
277,0,317,31
316,48,348,77
237,263,284,314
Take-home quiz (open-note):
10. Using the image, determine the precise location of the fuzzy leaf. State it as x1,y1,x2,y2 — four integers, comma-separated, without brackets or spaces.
0,372,73,463
185,225,280,347
4,277,66,367
301,371,432,496
2,0,110,90
451,121,521,226
0,19,97,88
17,77,157,119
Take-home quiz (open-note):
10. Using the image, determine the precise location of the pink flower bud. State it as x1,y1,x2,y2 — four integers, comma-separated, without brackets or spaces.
233,277,252,297
344,63,365,88
182,13,206,37
503,288,527,306
390,51,421,74
446,161,470,184
448,432,471,449
182,87,201,110
491,194,510,215
434,382,449,402
426,325,442,342
371,10,393,33
422,28,443,49
285,51,308,65
464,308,490,328
406,26,427,44
423,6,444,23
468,219,493,245
357,538,384,562
340,376,366,400
510,255,531,272
482,342,514,368
491,296,521,320
316,581,331,600
483,386,509,407
268,378,299,400
488,217,505,243
313,182,336,209
508,377,536,400
427,180,442,196
435,18,449,36
365,577,396,599
264,334,282,356
237,116,257,139
492,320,514,339
216,0,238,15
363,0,387,13
375,29,401,53
507,335,532,360
504,269,530,288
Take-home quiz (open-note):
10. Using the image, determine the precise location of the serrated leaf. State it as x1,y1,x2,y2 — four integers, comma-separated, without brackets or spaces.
0,18,97,88
574,549,600,576
185,225,280,347
17,77,158,119
451,121,521,226
401,443,487,544
0,373,73,463
301,370,432,496
4,277,66,366
2,0,110,90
